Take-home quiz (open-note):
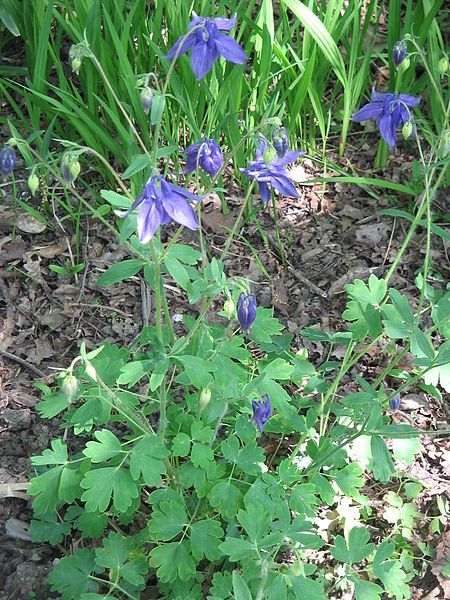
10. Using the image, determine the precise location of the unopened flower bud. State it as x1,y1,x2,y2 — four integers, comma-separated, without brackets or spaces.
223,299,235,319
69,44,85,75
60,153,81,186
438,57,449,75
140,86,153,114
62,374,78,402
272,126,289,158
399,56,410,72
389,393,401,412
237,292,257,333
402,121,413,140
28,172,39,196
393,40,407,68
263,147,277,164
0,146,16,177
199,388,211,412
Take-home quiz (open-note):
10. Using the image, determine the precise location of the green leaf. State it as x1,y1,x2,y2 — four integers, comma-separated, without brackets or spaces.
83,429,123,463
281,0,346,87
392,437,421,464
290,484,320,517
237,503,271,542
190,519,224,561
117,359,154,386
237,442,265,475
95,532,147,587
411,326,435,360
250,307,283,343
191,443,214,469
404,482,423,500
370,436,395,483
122,153,152,179
263,358,294,380
150,93,165,125
331,527,375,564
172,432,191,457
36,392,69,419
209,482,243,518
29,467,64,515
0,9,20,36
232,571,253,600
291,575,326,600
100,190,131,210
80,467,139,513
149,358,169,391
31,439,68,466
165,244,201,265
351,576,383,600
48,549,97,599
164,255,192,291
77,511,108,539
333,463,364,497
218,537,256,562
97,259,144,286
175,355,215,388
30,517,71,545
149,541,196,583
373,542,409,597
148,500,188,541
129,435,168,486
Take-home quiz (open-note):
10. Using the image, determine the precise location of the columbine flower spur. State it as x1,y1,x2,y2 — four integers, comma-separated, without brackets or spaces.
352,89,421,149
164,13,247,80
237,292,257,333
184,138,223,177
117,175,201,243
252,394,271,433
241,137,302,205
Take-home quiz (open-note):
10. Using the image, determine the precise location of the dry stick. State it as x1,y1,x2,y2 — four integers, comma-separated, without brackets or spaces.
0,351,46,378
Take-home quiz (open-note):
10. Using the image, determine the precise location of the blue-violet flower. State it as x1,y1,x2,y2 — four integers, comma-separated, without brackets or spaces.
252,394,271,433
393,40,407,68
184,137,223,176
237,292,257,332
351,89,421,149
117,175,201,243
272,126,289,158
0,146,16,177
389,393,401,412
241,138,302,205
164,13,247,80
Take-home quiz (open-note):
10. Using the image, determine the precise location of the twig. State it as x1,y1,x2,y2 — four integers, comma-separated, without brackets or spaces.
72,302,133,318
0,351,46,378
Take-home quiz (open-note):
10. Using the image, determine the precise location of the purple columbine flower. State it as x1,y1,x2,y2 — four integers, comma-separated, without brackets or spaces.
184,138,223,176
351,89,421,149
241,138,302,205
389,393,401,412
393,40,407,68
237,292,257,332
164,13,247,80
252,394,271,433
117,175,201,243
0,146,16,177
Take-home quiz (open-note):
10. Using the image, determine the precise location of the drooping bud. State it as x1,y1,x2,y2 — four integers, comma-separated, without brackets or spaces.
438,57,449,76
223,299,235,319
402,121,413,140
252,394,271,433
60,153,81,186
69,44,85,75
0,146,16,177
199,388,211,412
393,40,407,68
237,292,257,333
28,172,39,196
272,126,289,158
140,86,153,114
389,393,401,412
62,374,78,402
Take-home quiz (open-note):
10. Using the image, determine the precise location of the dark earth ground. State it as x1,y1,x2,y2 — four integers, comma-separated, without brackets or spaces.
0,126,449,598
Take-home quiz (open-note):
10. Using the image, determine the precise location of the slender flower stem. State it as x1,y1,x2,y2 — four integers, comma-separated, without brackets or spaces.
148,240,162,340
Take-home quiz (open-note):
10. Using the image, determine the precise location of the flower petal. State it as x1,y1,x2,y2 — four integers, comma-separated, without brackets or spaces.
270,172,300,197
164,33,197,60
273,150,304,166
190,40,219,79
399,94,421,108
213,14,237,30
214,34,247,64
378,113,397,149
351,101,384,122
137,200,163,243
258,182,271,205
162,195,199,230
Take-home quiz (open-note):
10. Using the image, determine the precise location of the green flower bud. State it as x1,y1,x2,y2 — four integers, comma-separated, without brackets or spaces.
199,388,211,412
263,147,277,164
62,374,78,402
69,43,86,75
28,172,39,196
438,57,449,75
61,153,81,186
223,299,235,319
398,55,410,72
140,86,153,114
402,121,413,140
